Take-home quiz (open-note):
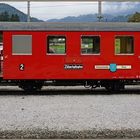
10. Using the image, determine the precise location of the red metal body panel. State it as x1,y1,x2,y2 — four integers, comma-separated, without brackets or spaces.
3,31,140,80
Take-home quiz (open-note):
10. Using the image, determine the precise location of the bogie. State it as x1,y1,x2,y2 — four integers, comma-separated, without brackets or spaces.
19,80,44,92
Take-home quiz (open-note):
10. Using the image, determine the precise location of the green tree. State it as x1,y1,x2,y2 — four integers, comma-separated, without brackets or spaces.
0,11,20,22
14,14,20,21
128,12,140,22
0,11,9,21
2,11,9,21
10,14,20,22
10,14,15,21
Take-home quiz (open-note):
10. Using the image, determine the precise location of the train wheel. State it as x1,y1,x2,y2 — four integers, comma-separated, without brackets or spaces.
19,80,43,92
22,85,37,92
104,81,125,92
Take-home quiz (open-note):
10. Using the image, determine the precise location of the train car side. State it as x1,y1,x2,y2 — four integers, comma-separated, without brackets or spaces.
1,22,140,91
3,31,140,79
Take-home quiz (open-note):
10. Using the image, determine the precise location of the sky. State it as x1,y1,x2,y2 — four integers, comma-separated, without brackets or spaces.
0,1,139,20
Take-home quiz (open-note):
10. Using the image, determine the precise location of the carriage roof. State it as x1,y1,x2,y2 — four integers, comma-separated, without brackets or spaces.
0,22,140,31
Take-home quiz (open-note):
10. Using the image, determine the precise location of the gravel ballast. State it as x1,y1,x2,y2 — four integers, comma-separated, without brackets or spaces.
0,86,140,138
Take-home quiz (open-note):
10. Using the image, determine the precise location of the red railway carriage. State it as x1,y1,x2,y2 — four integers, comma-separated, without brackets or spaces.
1,22,140,91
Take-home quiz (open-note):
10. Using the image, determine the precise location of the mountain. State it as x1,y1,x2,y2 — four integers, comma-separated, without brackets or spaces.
47,14,100,22
0,3,43,22
0,3,139,22
113,3,140,16
47,3,140,22
47,14,130,22
111,15,131,22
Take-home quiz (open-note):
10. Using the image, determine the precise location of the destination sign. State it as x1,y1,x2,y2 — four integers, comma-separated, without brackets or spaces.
64,64,83,70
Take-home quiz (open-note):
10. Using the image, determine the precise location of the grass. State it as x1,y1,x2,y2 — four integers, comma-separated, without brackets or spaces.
50,45,65,54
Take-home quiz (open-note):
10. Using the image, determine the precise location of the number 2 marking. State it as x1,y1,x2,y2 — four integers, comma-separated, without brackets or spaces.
19,64,24,71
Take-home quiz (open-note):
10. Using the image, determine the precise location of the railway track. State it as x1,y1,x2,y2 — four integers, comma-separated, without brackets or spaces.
0,86,140,95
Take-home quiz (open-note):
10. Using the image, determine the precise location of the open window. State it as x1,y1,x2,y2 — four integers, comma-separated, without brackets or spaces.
115,36,134,55
12,35,32,55
47,36,66,54
81,36,100,54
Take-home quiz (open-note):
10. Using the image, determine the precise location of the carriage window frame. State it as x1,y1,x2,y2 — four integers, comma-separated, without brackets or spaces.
47,35,66,55
115,35,134,55
0,32,2,43
12,35,32,55
81,35,100,55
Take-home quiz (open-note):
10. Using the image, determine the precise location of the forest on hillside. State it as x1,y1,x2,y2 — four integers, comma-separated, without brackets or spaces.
128,12,140,22
0,11,20,22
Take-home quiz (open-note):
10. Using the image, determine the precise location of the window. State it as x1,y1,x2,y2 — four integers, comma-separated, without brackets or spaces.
81,36,100,54
0,32,3,52
47,36,66,54
12,35,32,55
0,32,2,43
115,36,134,54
